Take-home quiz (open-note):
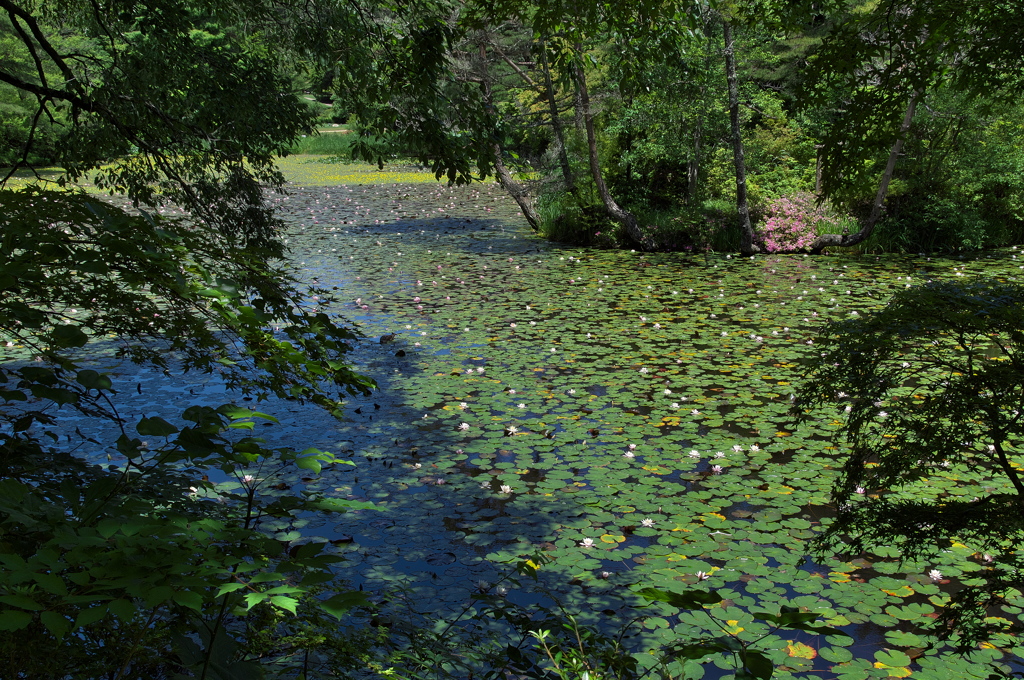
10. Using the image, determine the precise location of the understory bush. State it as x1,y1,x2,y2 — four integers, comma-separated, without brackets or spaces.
536,189,620,248
754,192,846,252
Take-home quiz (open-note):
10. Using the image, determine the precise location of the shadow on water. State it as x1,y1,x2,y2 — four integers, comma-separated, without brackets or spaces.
33,182,1024,676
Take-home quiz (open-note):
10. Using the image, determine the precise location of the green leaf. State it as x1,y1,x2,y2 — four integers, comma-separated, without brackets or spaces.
75,369,112,391
638,587,723,609
73,605,108,630
875,650,911,667
664,642,727,660
136,416,179,437
108,599,138,620
215,583,248,598
40,611,71,640
51,324,88,348
0,609,32,631
0,594,44,611
294,456,322,473
307,498,377,513
171,591,204,612
269,596,299,614
321,591,371,619
740,650,774,680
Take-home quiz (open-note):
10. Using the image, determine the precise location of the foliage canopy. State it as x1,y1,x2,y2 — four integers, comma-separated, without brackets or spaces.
799,280,1024,647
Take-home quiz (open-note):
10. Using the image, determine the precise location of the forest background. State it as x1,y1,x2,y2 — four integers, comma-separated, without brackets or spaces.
2,0,1024,678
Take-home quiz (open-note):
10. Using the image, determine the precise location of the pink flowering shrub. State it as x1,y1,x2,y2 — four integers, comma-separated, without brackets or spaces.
755,193,842,252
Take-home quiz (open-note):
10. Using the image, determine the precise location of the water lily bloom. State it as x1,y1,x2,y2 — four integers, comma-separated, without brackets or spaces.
507,425,518,434
641,518,655,527
711,465,723,474
855,486,866,494
518,403,526,409
695,571,710,581
510,323,517,328
689,450,700,459
639,367,648,374
241,475,256,484
579,538,595,548
928,569,943,582
672,403,680,409
460,402,468,410
749,444,760,452
500,484,513,493
623,451,635,459
714,452,725,459
458,422,470,431
691,409,700,415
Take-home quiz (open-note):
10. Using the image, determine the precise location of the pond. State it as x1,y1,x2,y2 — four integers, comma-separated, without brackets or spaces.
62,174,1024,677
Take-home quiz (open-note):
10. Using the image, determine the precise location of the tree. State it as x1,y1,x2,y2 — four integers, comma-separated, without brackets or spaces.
797,280,1024,647
0,0,446,674
804,0,1024,251
721,18,758,255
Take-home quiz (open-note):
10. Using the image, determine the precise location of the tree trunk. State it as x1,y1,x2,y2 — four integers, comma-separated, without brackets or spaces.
492,142,540,230
540,40,574,193
687,125,702,202
571,47,650,248
808,91,920,252
723,20,759,256
477,42,540,231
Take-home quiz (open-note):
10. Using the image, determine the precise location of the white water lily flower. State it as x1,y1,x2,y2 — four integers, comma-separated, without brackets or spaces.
500,484,513,494
688,450,701,459
695,571,710,581
579,538,595,548
928,569,943,582
641,518,655,528
458,422,470,431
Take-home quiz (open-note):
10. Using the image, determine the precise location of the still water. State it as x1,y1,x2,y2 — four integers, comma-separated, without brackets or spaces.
67,180,1024,676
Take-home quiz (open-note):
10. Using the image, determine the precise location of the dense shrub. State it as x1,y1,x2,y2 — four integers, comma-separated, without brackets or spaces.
755,192,844,252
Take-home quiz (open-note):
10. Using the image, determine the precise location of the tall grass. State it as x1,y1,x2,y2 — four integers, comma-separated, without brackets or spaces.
288,131,358,156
